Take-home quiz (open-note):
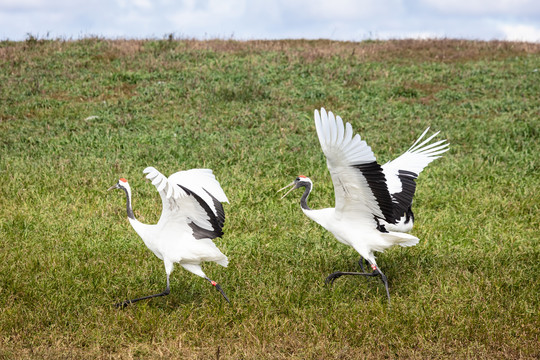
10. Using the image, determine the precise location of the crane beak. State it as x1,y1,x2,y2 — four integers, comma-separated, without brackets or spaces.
107,183,119,191
278,181,297,199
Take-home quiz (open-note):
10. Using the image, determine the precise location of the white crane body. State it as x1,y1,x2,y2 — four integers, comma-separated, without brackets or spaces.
109,166,231,307
280,108,448,301
302,207,419,264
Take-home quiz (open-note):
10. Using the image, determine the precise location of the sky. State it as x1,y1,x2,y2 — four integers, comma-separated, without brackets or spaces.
1,0,540,42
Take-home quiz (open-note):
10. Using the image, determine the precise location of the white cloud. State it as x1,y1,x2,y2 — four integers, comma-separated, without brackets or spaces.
419,0,540,16
284,0,405,21
500,24,540,42
131,0,153,10
165,0,247,38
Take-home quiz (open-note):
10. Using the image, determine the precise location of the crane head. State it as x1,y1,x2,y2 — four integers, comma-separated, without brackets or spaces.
278,175,312,199
108,178,130,192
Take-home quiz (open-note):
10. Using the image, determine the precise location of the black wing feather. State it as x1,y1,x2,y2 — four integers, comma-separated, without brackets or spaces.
391,170,418,220
352,161,396,224
203,188,225,230
178,185,225,240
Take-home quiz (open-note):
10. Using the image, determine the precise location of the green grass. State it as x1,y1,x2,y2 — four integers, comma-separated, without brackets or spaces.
0,38,538,359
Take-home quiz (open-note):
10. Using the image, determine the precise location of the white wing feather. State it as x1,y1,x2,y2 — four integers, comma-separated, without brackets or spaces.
142,167,228,237
315,108,388,221
382,128,449,195
168,168,229,204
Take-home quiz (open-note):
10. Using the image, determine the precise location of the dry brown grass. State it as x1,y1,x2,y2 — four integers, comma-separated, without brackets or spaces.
2,335,536,360
154,38,540,62
2,37,539,65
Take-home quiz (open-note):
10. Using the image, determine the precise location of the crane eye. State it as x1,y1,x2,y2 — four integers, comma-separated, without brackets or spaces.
295,177,300,182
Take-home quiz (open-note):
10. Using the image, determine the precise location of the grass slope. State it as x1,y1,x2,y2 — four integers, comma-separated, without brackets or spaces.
0,38,538,359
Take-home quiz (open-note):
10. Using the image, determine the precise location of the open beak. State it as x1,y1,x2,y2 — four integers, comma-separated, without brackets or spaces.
278,181,297,199
107,183,119,191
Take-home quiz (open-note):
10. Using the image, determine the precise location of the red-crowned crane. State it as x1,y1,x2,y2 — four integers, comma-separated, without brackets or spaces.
108,167,230,307
279,108,449,301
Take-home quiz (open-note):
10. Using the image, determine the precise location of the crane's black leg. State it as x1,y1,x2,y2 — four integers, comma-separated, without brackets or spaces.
357,257,369,272
325,264,391,302
205,277,230,304
115,274,171,308
357,267,390,303
326,271,365,284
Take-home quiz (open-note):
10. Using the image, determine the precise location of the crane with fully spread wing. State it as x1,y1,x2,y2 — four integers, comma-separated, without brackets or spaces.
109,167,230,307
280,108,449,301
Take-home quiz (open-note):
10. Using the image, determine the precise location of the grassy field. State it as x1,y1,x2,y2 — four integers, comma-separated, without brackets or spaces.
0,38,538,359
